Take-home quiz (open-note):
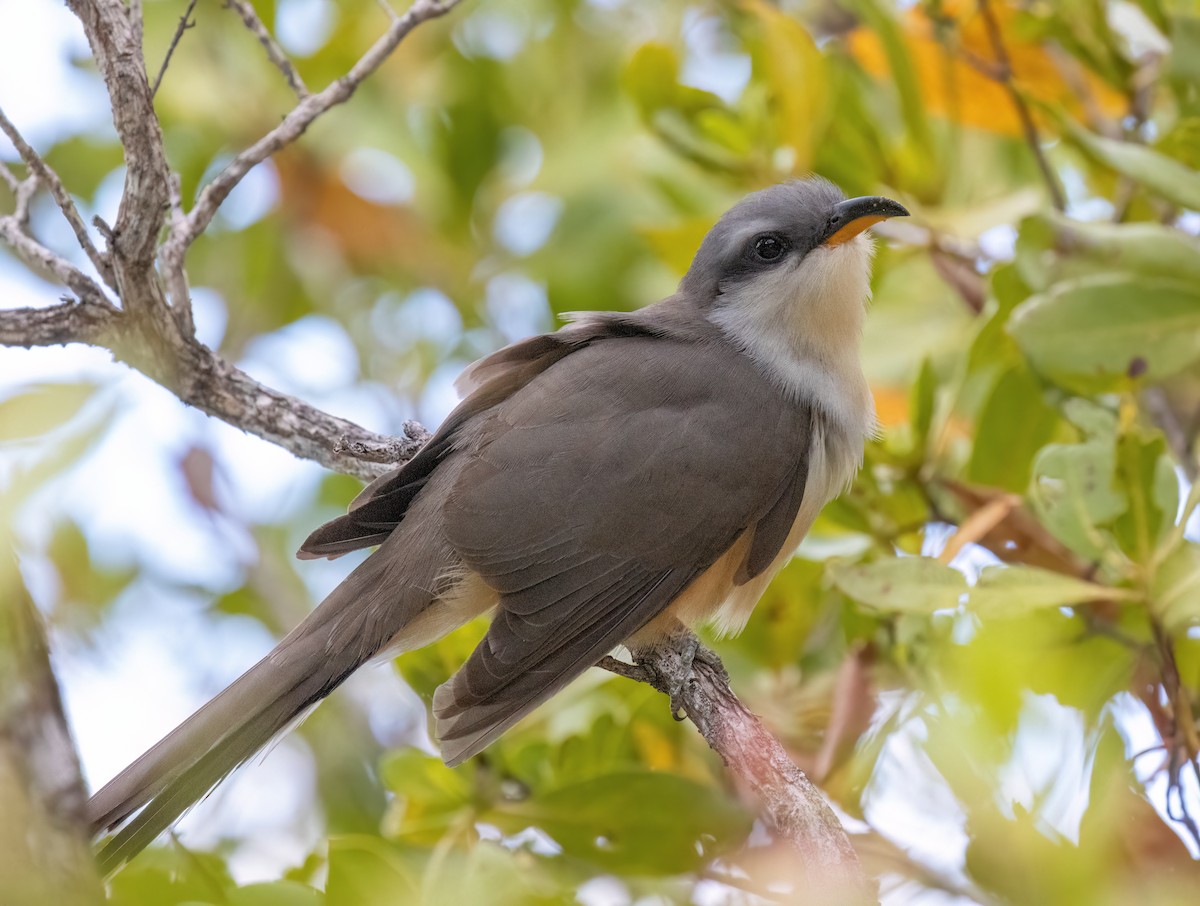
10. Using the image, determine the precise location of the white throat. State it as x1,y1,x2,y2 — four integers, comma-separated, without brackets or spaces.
708,235,876,439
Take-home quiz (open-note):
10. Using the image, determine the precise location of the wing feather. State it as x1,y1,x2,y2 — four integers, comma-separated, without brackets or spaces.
434,330,815,763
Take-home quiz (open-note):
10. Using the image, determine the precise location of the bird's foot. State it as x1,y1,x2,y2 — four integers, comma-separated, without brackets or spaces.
629,627,726,721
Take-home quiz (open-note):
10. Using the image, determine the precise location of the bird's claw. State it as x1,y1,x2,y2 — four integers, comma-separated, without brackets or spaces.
631,627,723,722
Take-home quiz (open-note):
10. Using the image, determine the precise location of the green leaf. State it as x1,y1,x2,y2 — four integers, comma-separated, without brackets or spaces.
378,747,472,842
1061,398,1118,438
1029,440,1127,561
326,836,419,906
966,366,1060,492
1009,274,1200,392
1112,430,1179,560
1064,120,1200,210
1025,215,1200,289
108,846,235,906
622,42,722,117
489,771,750,875
909,355,938,454
830,557,967,614
0,382,97,442
968,565,1134,616
1152,542,1200,630
224,882,324,906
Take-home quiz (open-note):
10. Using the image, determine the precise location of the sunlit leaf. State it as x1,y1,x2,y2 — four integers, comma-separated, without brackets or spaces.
1151,541,1200,630
1009,275,1200,392
489,771,750,875
0,382,96,442
1064,120,1200,209
830,557,967,613
1029,440,1127,561
968,564,1134,615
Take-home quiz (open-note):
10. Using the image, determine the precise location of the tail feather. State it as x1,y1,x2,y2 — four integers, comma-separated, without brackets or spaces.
87,530,450,874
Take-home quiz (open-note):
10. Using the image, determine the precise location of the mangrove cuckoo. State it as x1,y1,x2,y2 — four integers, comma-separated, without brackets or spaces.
87,178,907,869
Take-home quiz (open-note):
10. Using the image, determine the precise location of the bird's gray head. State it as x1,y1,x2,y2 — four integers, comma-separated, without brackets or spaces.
681,178,907,427
679,178,908,301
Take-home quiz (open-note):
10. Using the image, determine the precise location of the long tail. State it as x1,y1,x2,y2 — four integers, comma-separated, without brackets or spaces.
87,531,448,875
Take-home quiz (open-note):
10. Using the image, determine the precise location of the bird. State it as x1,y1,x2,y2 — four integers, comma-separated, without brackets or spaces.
86,178,907,872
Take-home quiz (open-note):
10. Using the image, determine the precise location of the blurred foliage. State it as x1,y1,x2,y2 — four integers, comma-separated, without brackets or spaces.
5,0,1200,902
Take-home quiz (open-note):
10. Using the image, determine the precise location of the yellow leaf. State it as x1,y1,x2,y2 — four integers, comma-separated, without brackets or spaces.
846,4,1124,135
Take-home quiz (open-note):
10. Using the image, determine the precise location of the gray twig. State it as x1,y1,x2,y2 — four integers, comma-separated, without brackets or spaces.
223,0,310,98
975,0,1066,211
165,0,463,259
151,0,199,98
0,211,108,304
0,160,20,195
0,107,116,286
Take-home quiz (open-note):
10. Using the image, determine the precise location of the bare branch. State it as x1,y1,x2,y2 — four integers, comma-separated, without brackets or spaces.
0,108,115,287
601,635,875,903
0,214,109,303
67,0,174,278
134,341,413,482
334,420,432,464
170,0,462,254
11,175,37,226
224,0,310,99
0,299,118,349
151,0,199,99
0,161,20,195
976,0,1066,211
160,172,194,336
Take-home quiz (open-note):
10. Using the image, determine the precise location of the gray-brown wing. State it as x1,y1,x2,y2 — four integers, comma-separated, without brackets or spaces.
434,333,812,764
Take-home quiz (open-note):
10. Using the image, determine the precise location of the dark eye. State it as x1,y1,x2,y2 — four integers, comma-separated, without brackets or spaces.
753,234,786,261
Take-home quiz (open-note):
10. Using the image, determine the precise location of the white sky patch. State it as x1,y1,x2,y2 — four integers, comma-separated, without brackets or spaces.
499,126,544,188
419,359,469,426
454,8,529,61
485,272,552,343
575,876,631,906
240,313,362,397
0,0,108,146
493,191,563,256
371,287,464,355
996,693,1093,840
190,286,230,349
977,224,1017,261
1110,691,1200,857
864,705,973,888
680,10,752,105
339,148,416,206
275,0,337,58
216,160,281,231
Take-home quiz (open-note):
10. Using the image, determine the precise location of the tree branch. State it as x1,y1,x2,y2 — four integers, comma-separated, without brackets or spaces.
600,635,875,904
159,342,426,482
167,0,461,256
150,0,199,98
0,107,115,288
0,213,109,304
224,0,310,99
975,0,1066,211
0,299,118,348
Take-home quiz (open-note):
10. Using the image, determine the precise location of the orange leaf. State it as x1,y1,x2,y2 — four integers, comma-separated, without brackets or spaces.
847,5,1123,135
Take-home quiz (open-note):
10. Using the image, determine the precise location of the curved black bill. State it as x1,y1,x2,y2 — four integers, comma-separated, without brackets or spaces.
822,196,910,247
